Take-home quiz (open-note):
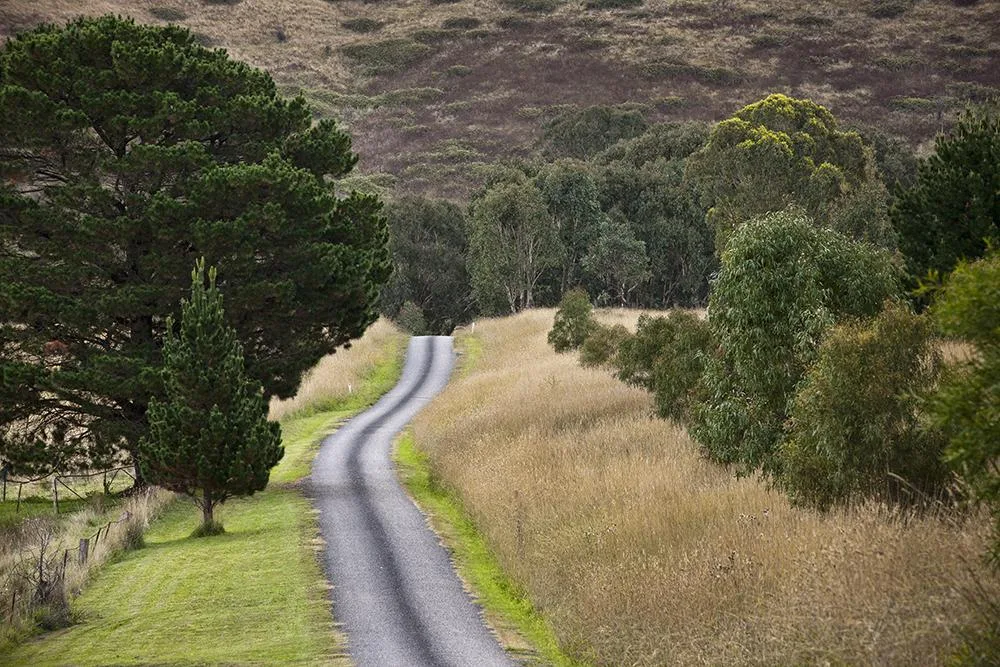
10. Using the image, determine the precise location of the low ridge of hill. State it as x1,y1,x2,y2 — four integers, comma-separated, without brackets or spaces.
3,0,998,198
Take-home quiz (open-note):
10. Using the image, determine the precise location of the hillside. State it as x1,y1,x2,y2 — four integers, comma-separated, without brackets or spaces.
2,0,997,199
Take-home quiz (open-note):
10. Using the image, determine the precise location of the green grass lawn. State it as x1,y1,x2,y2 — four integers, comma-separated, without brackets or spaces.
2,341,406,667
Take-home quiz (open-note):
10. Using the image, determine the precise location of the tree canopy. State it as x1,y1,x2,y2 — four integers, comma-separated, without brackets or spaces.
691,208,901,476
686,93,895,251
0,16,389,475
892,102,1000,283
380,196,473,335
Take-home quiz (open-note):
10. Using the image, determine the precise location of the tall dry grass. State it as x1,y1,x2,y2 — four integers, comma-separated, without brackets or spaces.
1,487,171,644
412,308,998,666
268,318,405,422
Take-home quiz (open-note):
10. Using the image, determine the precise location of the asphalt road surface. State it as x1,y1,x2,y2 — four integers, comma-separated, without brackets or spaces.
309,336,515,667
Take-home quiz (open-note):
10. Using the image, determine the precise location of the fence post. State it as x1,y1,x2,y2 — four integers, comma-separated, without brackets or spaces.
52,476,59,514
16,483,22,513
1,465,6,502
79,538,90,565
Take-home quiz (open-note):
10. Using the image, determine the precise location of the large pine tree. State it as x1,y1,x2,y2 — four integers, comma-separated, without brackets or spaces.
140,260,283,533
0,16,389,476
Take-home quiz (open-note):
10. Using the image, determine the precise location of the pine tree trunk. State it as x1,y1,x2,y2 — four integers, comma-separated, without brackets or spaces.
202,491,214,527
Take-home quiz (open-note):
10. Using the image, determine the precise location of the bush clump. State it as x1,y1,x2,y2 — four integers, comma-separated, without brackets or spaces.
691,209,901,476
341,39,434,75
649,312,712,423
548,288,595,352
579,323,629,368
341,18,385,33
779,302,948,510
585,0,643,9
442,17,481,30
930,252,1000,565
613,312,711,422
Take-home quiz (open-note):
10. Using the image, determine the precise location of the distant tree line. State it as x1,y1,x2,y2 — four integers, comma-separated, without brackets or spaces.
382,95,933,335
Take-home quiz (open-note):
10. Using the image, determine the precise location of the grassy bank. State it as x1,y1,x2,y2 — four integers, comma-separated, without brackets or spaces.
411,309,999,666
2,320,407,666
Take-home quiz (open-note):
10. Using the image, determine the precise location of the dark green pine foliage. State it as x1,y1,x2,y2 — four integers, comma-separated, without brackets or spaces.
141,261,283,533
892,102,1000,283
0,16,389,476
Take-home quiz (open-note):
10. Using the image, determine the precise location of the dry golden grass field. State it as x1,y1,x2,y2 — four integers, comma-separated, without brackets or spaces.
2,0,998,198
412,309,999,666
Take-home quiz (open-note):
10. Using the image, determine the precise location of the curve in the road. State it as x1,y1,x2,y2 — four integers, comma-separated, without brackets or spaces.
309,336,514,667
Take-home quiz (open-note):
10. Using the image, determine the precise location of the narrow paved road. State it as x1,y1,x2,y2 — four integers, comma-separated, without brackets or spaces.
309,336,514,667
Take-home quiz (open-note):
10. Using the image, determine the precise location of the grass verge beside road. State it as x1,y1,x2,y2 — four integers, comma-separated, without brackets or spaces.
395,432,581,667
2,321,407,666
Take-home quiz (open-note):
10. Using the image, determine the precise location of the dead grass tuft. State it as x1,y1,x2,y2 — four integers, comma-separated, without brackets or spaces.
413,308,999,665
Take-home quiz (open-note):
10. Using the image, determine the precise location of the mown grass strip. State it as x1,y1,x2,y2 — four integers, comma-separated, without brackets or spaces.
3,338,408,667
395,432,583,667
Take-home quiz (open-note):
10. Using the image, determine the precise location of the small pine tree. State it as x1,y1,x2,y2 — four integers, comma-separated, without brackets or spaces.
140,260,283,535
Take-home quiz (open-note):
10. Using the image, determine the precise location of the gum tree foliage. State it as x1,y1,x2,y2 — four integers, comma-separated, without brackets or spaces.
779,302,948,511
535,160,607,296
578,322,629,368
581,215,652,306
691,209,901,476
614,311,712,423
595,123,715,307
0,17,389,476
686,94,896,252
140,261,283,533
468,179,563,314
930,251,1000,565
892,102,1000,283
380,196,473,335
547,287,595,352
542,104,649,159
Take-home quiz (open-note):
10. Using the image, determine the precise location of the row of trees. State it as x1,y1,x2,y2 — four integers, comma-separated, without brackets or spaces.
383,93,952,334
550,98,999,563
0,17,390,531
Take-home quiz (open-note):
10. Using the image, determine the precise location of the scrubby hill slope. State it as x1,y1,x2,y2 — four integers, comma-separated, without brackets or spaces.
3,0,997,198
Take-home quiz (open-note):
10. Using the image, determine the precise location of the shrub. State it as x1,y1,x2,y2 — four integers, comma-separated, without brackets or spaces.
614,314,675,390
445,64,473,77
779,303,948,510
613,312,711,422
690,209,902,476
585,0,643,9
500,0,565,13
867,0,913,19
548,289,595,352
341,18,385,33
544,105,648,159
442,17,481,30
650,312,712,423
579,323,629,368
930,252,1000,565
340,39,434,75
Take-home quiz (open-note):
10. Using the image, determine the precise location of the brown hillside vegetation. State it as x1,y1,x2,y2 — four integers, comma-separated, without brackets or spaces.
2,0,998,198
412,309,999,665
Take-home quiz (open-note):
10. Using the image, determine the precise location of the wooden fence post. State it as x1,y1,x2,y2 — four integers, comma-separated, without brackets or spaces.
79,538,90,565
15,483,22,513
1,466,6,502
52,476,59,514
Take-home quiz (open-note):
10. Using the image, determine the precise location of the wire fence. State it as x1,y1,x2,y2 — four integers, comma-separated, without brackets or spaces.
1,465,135,515
2,492,149,630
